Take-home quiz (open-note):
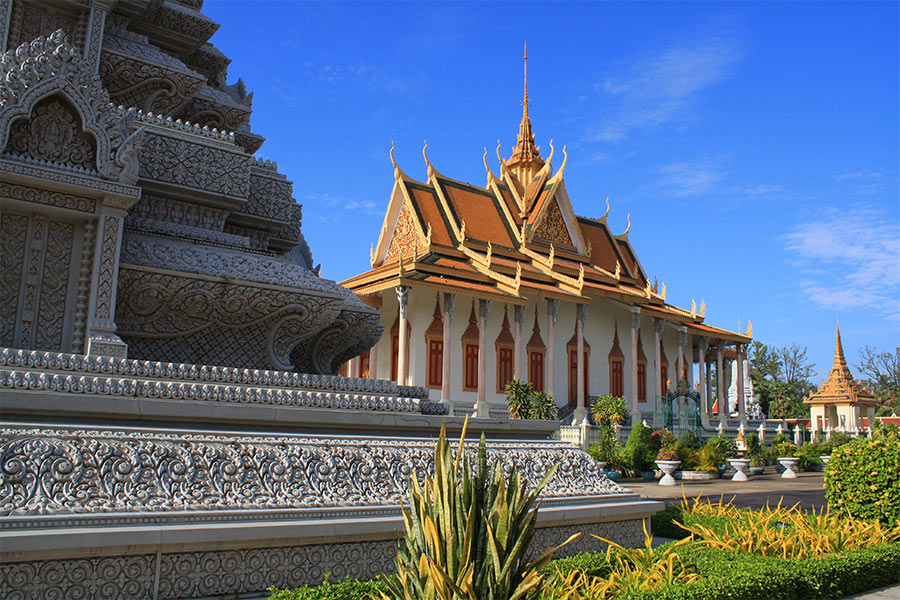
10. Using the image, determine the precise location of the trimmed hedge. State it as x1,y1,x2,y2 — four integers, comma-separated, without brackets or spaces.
267,543,900,600
650,503,688,539
631,544,900,600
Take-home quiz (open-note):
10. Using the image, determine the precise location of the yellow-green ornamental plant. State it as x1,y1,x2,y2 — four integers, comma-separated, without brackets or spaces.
380,418,577,600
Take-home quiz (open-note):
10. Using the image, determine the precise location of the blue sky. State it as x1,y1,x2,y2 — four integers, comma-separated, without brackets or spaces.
205,1,899,384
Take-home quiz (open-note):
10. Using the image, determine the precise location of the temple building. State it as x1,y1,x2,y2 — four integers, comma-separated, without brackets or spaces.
805,323,879,432
341,50,754,425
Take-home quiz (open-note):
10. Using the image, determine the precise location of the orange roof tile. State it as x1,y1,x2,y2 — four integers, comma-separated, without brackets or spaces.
409,186,453,246
438,178,517,247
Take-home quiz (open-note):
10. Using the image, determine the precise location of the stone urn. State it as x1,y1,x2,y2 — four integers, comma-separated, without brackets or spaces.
820,455,831,466
777,457,800,479
728,458,751,481
655,460,681,486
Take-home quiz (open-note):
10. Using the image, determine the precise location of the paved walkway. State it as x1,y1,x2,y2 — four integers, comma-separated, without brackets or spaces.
620,470,827,510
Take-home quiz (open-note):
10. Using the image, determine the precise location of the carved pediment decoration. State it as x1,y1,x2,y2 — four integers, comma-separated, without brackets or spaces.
532,198,573,246
385,201,424,261
4,96,97,171
0,31,143,184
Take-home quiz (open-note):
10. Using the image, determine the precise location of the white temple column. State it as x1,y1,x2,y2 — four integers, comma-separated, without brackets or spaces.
575,304,587,425
676,326,687,386
513,305,525,380
698,337,709,427
629,308,641,424
396,286,409,385
348,357,358,378
654,319,664,400
717,343,726,428
476,299,491,417
441,293,455,408
705,359,713,416
736,343,746,424
546,299,559,398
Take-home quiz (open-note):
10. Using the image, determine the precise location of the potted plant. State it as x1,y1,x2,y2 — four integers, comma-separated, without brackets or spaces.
748,453,766,476
655,448,680,486
774,441,800,478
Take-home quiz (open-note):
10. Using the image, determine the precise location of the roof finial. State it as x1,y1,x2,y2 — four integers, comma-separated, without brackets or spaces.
523,42,529,120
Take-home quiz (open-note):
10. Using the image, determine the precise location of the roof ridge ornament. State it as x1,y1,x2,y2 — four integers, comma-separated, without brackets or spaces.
601,197,611,220
618,213,631,238
661,282,666,301
483,146,498,186
700,300,706,318
691,300,697,319
614,260,621,280
422,140,435,179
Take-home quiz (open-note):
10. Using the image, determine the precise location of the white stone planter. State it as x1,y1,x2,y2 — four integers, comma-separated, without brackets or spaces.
728,458,751,481
820,455,831,465
655,460,681,486
777,457,800,479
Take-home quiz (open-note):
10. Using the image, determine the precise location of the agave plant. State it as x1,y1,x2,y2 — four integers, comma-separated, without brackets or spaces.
505,379,534,419
381,418,577,600
529,391,558,421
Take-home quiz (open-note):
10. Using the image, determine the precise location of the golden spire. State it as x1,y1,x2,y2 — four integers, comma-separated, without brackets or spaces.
833,319,848,370
507,42,544,187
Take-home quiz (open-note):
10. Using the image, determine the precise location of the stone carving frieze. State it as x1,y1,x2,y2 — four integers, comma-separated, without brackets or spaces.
99,48,206,115
127,192,229,231
0,32,143,184
0,347,430,399
138,129,249,199
0,425,628,518
245,165,295,223
0,182,96,214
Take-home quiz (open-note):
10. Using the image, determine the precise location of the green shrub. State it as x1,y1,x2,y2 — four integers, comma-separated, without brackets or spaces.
674,444,699,471
773,441,797,457
702,436,736,467
651,428,676,451
678,431,701,451
770,432,787,446
623,421,655,473
267,575,385,600
796,442,823,471
826,431,900,527
651,504,688,539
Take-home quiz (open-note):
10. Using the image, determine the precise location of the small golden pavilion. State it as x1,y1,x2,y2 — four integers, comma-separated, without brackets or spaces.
805,323,879,432
341,49,753,424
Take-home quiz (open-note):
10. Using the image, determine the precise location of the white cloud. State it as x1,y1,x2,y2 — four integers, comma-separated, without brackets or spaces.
655,160,726,197
784,206,900,319
590,33,744,142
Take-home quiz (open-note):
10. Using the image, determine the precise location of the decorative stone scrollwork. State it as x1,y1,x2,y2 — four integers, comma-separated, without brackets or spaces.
0,31,144,184
0,425,628,520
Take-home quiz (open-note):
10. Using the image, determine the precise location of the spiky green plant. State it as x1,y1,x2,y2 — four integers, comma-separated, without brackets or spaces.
380,419,576,600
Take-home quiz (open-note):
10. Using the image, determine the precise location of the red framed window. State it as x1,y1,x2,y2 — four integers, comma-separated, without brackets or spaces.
529,351,544,391
427,339,443,388
637,362,647,402
610,359,624,397
496,346,513,392
463,343,479,391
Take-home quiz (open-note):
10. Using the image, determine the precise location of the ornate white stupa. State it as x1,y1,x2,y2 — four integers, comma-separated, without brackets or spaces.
728,358,765,419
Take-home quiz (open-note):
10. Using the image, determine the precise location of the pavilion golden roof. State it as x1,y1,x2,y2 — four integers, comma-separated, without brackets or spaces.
804,323,878,407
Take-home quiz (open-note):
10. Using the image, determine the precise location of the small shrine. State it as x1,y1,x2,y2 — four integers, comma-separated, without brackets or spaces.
804,323,879,432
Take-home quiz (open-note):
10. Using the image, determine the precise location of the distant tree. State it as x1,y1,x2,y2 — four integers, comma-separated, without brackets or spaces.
856,346,900,416
749,340,815,419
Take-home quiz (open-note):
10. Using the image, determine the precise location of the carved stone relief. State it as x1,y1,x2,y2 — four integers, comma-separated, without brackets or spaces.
0,214,29,347
4,96,98,172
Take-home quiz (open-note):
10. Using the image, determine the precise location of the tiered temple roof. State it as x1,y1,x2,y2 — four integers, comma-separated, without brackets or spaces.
804,323,878,407
342,50,749,345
